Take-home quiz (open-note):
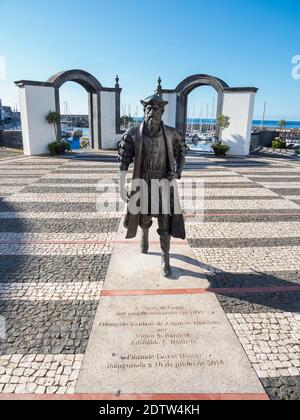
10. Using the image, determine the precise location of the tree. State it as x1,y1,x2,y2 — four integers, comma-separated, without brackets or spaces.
278,119,287,139
46,111,60,140
215,115,231,144
278,119,287,129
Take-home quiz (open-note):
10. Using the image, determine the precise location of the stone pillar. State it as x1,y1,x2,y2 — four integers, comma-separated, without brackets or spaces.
221,89,257,156
91,92,101,149
88,93,95,149
54,88,62,141
215,92,224,139
18,83,56,155
100,91,119,149
162,92,177,128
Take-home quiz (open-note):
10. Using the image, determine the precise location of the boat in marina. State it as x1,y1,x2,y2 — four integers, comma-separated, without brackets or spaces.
286,137,300,148
186,130,215,153
198,132,214,141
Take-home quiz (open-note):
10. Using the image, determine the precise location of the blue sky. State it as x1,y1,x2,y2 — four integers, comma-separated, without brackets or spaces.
0,0,300,119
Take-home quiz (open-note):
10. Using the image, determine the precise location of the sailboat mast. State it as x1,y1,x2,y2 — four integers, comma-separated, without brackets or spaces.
192,104,195,133
261,101,267,129
200,105,203,133
206,103,209,132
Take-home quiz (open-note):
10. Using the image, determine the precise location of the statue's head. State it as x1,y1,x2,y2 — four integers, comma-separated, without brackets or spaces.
141,95,168,136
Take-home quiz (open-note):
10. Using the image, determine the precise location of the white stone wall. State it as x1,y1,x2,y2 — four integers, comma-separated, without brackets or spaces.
221,91,256,156
162,92,177,128
100,91,117,149
19,85,56,156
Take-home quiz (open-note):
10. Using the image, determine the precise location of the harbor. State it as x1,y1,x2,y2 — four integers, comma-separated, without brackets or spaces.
0,0,300,403
59,114,300,154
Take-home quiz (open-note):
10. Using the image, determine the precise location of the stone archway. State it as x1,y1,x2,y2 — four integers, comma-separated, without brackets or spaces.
15,70,122,155
48,70,103,149
161,75,258,156
174,74,229,139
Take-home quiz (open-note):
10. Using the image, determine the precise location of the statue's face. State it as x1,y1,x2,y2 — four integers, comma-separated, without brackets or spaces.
144,104,164,135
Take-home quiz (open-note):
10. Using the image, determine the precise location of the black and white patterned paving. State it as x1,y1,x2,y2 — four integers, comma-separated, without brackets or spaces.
0,151,299,399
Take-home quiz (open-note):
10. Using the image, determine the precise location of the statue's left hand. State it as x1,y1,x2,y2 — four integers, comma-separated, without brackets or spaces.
167,172,180,181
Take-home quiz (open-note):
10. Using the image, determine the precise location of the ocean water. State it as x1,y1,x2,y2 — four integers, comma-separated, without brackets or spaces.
186,119,300,129
252,120,300,129
70,120,300,138
133,118,300,129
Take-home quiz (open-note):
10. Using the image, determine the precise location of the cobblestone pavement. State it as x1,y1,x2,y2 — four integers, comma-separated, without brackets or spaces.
0,154,121,394
0,150,299,400
0,148,23,161
185,154,300,400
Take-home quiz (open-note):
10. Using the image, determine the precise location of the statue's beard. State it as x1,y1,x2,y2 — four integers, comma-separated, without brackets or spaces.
145,116,161,137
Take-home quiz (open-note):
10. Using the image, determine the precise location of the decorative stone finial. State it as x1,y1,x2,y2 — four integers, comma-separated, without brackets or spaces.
115,75,120,88
156,77,162,97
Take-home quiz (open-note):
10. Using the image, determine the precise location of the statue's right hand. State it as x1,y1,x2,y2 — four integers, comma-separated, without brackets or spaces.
119,171,129,203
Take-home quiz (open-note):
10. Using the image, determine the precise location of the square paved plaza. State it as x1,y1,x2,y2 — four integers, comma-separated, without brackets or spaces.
0,149,299,400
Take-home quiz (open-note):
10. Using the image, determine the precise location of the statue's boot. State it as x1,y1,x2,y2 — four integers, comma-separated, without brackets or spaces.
160,235,171,277
141,228,149,254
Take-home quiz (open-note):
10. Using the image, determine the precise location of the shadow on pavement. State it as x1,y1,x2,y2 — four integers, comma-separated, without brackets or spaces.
161,251,300,313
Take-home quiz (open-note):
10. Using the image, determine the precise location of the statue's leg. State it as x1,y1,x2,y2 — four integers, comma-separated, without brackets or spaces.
141,228,149,254
139,215,152,255
158,215,171,277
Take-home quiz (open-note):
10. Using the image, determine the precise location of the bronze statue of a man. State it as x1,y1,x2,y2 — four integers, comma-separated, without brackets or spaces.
118,94,186,277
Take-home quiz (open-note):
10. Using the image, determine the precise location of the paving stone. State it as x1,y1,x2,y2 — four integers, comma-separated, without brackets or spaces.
0,152,299,398
189,237,300,248
10,355,23,364
187,222,300,240
217,292,300,314
0,202,98,213
0,375,11,384
0,301,98,355
0,218,119,234
35,386,46,394
271,188,300,196
228,312,299,381
13,368,25,376
288,367,299,376
3,384,16,393
26,383,37,393
208,270,300,288
204,212,300,223
15,384,27,393
194,247,300,275
19,186,102,194
0,255,111,283
47,386,58,394
24,368,35,377
261,376,300,400
57,387,67,394
0,282,104,301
